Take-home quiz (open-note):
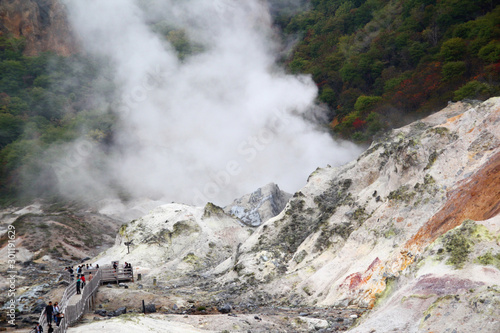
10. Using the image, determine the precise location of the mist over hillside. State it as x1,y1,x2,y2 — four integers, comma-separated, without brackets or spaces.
1,0,499,206
0,0,362,206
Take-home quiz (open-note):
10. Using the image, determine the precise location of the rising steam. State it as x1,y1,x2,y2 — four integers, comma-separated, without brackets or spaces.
57,0,362,206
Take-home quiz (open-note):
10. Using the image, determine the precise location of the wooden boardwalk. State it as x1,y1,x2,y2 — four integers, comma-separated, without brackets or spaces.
100,266,134,284
31,264,133,333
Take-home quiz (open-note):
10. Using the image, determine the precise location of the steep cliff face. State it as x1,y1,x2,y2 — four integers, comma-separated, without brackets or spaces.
0,0,77,56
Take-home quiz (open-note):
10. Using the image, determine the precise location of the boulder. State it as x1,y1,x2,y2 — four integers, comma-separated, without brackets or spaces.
217,303,232,314
94,310,107,317
144,304,156,313
114,307,126,316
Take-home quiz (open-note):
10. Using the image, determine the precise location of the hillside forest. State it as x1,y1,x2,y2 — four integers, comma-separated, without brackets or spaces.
279,0,499,139
0,0,499,204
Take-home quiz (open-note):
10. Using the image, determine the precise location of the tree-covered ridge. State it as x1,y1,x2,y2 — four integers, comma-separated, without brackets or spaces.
1,1,499,204
283,0,500,141
0,36,116,204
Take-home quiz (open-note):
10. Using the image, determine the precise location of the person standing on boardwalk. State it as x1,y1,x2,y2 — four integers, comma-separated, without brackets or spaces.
55,312,64,326
45,301,54,325
76,276,82,294
34,323,43,332
53,302,60,326
81,274,86,288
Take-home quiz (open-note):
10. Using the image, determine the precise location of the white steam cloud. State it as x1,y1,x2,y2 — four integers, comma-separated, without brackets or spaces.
58,0,362,206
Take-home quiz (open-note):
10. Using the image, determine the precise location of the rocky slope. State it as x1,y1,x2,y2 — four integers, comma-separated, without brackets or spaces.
3,98,499,332
93,202,252,283
213,97,500,331
90,98,500,332
0,0,76,56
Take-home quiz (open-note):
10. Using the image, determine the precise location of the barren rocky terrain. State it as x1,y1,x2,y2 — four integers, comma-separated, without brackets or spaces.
2,98,499,332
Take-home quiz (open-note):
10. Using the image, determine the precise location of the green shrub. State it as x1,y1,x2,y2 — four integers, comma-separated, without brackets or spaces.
453,80,493,101
0,60,26,94
319,86,336,105
340,62,362,84
354,95,382,113
478,41,500,63
444,232,472,268
442,220,478,269
366,112,384,135
440,38,467,61
0,114,24,148
289,58,310,73
441,61,466,81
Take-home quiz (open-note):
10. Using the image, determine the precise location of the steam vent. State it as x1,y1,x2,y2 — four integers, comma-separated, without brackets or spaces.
1,1,499,332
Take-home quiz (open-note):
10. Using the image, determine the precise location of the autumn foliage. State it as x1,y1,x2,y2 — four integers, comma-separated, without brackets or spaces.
283,0,500,142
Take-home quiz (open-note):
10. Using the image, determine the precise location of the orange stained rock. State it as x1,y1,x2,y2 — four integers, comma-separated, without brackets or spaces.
360,150,500,306
0,0,78,56
345,272,363,290
369,150,500,302
336,108,500,309
359,251,415,307
446,113,464,124
338,257,386,308
405,150,500,252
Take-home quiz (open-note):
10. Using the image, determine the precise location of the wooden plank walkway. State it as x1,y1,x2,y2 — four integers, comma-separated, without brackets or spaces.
31,264,133,333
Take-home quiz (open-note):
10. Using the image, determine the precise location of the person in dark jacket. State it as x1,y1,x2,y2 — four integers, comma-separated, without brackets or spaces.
76,276,82,294
45,301,54,325
35,323,43,332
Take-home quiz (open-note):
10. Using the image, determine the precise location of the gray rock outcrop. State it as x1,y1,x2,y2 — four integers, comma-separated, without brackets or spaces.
224,183,292,226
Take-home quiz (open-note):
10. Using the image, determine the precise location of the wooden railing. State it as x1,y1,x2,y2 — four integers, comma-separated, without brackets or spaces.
59,268,102,332
31,265,132,333
100,266,134,283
